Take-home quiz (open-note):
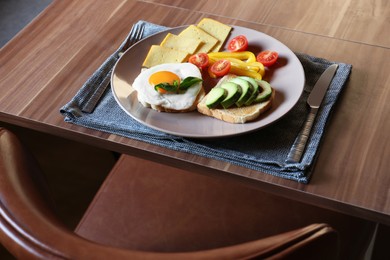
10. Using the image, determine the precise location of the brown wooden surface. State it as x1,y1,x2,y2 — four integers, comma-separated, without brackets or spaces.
0,0,389,225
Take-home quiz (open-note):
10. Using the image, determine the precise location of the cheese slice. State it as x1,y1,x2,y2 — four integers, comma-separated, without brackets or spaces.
197,18,232,52
160,33,203,54
178,25,218,53
142,45,189,68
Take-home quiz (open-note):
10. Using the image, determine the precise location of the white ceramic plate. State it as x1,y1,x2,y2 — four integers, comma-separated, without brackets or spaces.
111,25,305,138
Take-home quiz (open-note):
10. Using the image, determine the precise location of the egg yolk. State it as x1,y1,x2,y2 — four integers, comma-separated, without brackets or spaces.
149,71,180,85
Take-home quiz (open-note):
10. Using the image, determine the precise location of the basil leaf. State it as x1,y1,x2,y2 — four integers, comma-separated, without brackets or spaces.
154,77,202,94
154,80,179,93
179,77,203,90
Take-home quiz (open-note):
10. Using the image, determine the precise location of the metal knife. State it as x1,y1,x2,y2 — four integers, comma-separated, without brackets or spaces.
286,64,339,163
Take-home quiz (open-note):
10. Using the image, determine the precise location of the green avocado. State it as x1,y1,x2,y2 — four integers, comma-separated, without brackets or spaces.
254,80,272,103
239,76,259,106
230,77,254,107
220,82,242,109
205,87,227,109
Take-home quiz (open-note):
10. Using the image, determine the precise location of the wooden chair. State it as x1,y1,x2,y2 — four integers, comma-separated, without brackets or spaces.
0,128,375,259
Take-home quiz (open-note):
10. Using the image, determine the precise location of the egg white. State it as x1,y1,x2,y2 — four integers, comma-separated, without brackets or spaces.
132,63,202,111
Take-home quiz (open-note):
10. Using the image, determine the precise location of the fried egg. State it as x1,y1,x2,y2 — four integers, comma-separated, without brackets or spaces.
132,63,202,111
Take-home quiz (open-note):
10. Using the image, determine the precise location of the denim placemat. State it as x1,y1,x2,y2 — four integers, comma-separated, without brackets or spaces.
60,20,351,183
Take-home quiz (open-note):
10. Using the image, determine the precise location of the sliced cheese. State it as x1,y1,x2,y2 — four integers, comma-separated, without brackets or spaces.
142,45,189,68
160,33,203,54
178,25,218,53
197,18,232,52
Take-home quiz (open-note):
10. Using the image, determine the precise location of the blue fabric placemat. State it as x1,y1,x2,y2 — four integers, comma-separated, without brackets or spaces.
60,20,352,183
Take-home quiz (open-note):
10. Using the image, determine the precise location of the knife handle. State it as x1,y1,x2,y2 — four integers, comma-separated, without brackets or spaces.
286,108,318,163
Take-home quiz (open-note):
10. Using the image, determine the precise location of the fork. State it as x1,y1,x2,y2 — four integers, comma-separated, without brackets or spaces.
82,23,145,113
118,23,145,57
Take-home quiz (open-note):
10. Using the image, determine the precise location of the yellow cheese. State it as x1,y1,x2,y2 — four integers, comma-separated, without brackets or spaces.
160,33,203,54
142,45,189,68
178,25,218,53
197,18,232,52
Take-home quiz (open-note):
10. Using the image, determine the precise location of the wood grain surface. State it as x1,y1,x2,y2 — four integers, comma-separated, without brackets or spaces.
0,0,389,225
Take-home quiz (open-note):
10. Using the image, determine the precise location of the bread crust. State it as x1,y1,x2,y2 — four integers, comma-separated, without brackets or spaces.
196,75,275,123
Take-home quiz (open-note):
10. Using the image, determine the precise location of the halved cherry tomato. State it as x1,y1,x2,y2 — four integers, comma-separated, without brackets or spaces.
188,53,209,69
209,59,231,77
256,50,279,67
208,66,217,78
227,35,248,52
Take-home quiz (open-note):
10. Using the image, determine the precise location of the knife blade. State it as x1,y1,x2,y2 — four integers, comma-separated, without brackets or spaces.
286,64,338,163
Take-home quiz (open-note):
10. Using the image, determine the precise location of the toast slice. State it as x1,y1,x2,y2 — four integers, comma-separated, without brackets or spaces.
197,75,274,123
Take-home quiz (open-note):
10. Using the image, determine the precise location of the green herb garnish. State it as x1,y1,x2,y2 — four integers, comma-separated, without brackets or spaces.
154,77,202,94
154,80,179,93
179,77,203,90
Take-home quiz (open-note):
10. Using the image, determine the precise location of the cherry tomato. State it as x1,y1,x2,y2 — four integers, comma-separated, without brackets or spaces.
210,59,231,77
188,53,209,69
256,50,279,67
207,66,217,78
227,35,248,52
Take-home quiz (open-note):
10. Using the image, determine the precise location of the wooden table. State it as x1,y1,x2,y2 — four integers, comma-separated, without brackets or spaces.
0,0,389,225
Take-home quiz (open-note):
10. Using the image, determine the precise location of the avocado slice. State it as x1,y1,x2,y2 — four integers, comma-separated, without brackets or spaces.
254,80,272,103
239,76,259,106
220,82,242,109
230,77,254,107
205,87,227,109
